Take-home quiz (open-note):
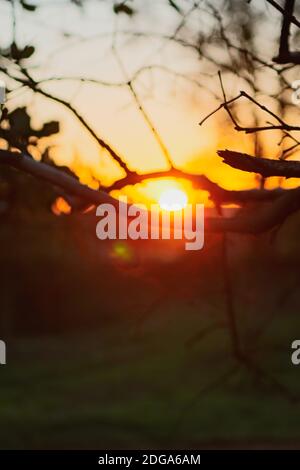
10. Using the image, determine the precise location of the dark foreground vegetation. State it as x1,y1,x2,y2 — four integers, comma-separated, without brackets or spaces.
1,172,300,449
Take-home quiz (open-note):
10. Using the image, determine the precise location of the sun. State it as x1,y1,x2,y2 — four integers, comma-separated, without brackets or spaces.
159,188,188,211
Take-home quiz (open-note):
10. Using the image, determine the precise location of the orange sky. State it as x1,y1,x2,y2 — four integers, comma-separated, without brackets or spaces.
1,0,300,203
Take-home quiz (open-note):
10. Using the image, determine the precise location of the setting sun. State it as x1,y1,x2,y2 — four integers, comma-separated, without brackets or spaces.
159,188,188,211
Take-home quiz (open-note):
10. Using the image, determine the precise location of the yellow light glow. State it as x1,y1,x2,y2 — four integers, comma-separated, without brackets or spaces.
51,196,72,215
51,197,71,216
159,188,188,211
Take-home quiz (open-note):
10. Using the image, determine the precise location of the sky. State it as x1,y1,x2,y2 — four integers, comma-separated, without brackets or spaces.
0,0,299,200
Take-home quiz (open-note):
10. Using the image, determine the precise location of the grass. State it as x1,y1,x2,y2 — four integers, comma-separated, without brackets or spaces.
1,304,300,449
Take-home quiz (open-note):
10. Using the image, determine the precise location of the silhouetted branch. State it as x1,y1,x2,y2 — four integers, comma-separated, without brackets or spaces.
109,167,290,204
265,0,300,29
200,88,300,134
0,149,117,207
2,65,133,174
208,187,300,233
111,47,174,168
273,0,300,64
218,149,300,178
2,149,300,235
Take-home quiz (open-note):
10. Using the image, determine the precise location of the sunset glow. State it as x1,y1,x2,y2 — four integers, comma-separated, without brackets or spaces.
51,197,72,216
159,188,188,211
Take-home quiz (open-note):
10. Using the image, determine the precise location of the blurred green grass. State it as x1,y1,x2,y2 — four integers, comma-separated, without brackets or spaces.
1,305,300,449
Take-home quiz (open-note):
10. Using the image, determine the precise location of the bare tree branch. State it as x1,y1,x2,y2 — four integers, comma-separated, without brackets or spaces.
273,0,300,64
0,149,117,207
2,149,300,235
109,167,290,204
208,187,300,233
218,149,300,178
200,88,300,135
265,0,300,29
